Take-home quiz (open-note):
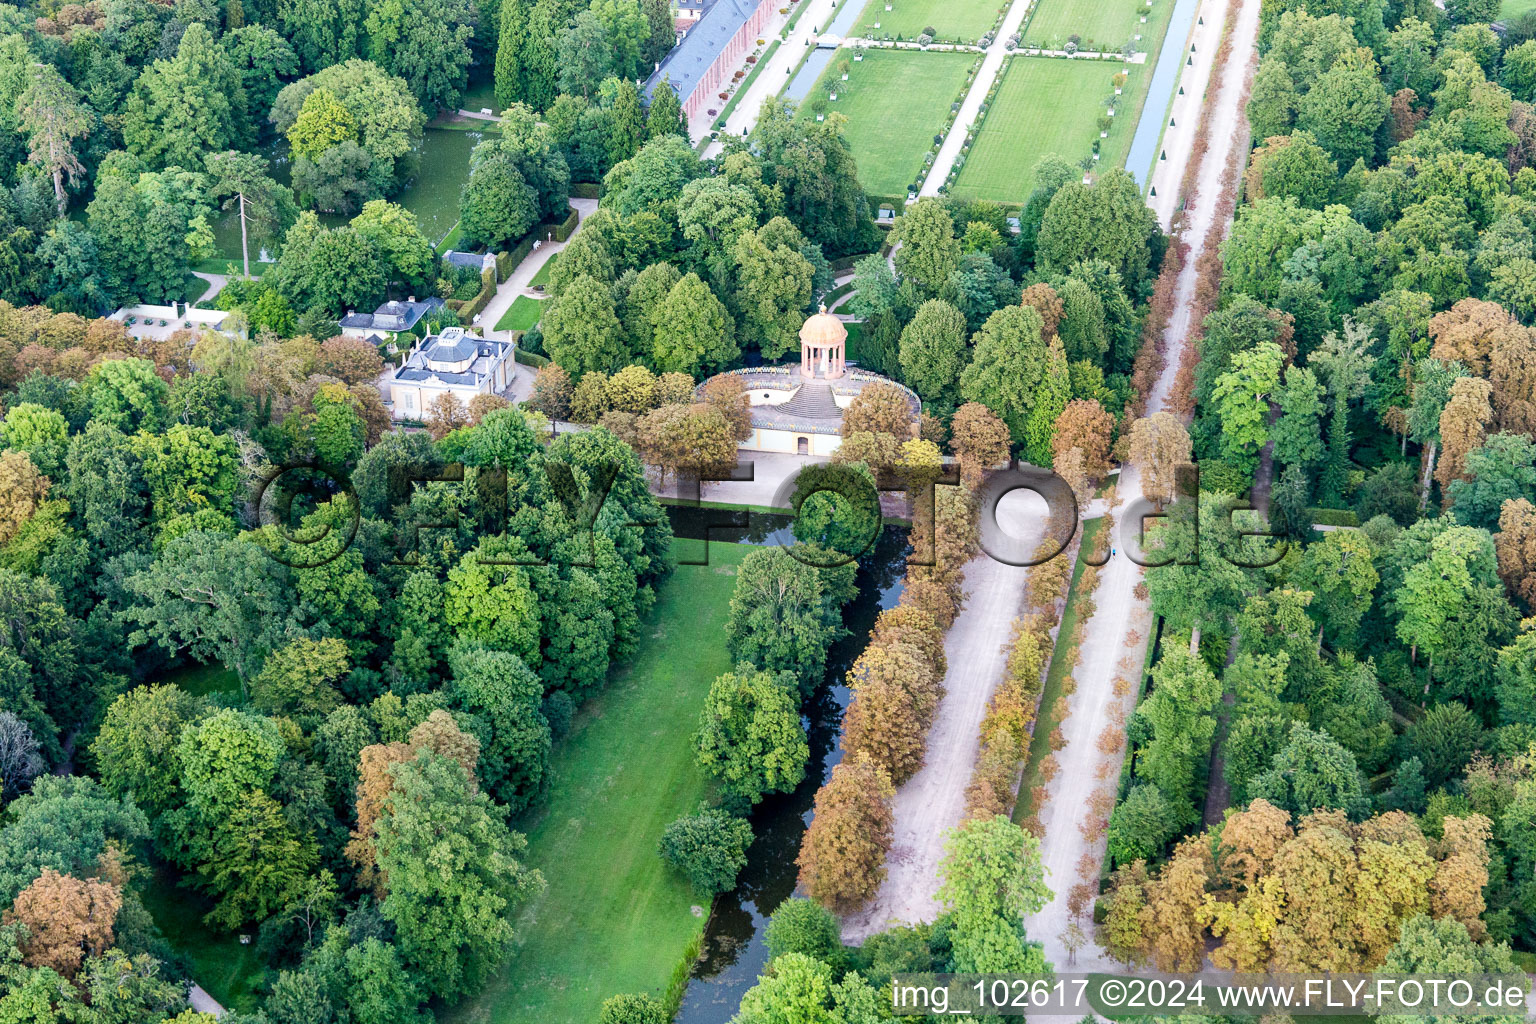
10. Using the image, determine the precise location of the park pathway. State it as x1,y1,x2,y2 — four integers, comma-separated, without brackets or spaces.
841,489,1048,943
475,198,598,341
189,984,225,1018
1021,0,1261,971
917,0,1036,196
1146,0,1226,228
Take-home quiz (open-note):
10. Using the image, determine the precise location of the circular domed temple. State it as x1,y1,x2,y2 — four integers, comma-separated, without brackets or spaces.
698,309,920,456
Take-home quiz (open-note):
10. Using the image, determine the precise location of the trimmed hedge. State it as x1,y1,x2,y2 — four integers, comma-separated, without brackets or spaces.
551,208,579,242
570,181,601,199
1308,508,1361,528
455,265,498,322
500,235,535,278
514,346,550,367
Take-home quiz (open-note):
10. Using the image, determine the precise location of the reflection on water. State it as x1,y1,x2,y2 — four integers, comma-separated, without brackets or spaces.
665,507,909,1024
784,46,837,103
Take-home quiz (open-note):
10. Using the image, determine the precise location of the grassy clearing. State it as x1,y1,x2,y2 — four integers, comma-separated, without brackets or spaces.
442,542,751,1024
141,867,266,1012
800,49,974,196
1012,516,1102,823
1507,0,1536,17
1025,0,1146,51
953,56,1132,202
495,295,545,333
853,0,1002,40
161,662,242,699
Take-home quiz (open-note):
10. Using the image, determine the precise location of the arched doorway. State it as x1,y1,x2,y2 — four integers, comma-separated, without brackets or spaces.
796,436,809,455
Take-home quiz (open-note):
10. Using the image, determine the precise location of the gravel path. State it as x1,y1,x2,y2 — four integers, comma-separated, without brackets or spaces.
917,0,1036,196
1146,1,1226,229
842,488,1048,942
1021,0,1262,971
189,984,225,1017
476,198,598,341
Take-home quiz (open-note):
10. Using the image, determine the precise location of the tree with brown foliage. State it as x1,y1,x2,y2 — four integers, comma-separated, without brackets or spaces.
796,753,895,913
871,604,947,678
1429,299,1520,378
1389,88,1426,141
345,741,415,892
1127,412,1191,508
655,371,696,405
699,372,752,442
528,363,573,420
5,868,121,978
1052,399,1116,481
1054,446,1093,512
1489,321,1536,434
407,710,480,785
1435,376,1494,502
467,393,510,425
425,391,468,440
0,450,49,545
1431,814,1492,940
635,403,738,484
841,640,942,784
316,336,386,384
1496,498,1536,607
1140,836,1212,971
841,381,917,438
1020,282,1064,342
900,577,957,630
950,402,1011,488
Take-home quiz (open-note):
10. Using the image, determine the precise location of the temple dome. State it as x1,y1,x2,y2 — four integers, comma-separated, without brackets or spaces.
799,309,847,347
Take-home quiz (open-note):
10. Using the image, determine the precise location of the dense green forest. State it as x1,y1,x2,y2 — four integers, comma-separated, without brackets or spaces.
1095,0,1536,979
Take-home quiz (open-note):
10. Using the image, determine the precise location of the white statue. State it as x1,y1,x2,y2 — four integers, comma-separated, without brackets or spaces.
819,347,829,376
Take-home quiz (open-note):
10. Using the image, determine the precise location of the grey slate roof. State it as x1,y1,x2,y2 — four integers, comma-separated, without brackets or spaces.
443,250,496,272
427,327,479,363
393,328,512,387
644,0,759,106
340,297,444,332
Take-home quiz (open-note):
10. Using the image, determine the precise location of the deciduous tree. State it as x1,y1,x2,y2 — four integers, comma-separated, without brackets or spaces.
796,753,894,913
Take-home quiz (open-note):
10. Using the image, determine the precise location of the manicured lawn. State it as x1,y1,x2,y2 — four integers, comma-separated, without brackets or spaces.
441,542,751,1024
1013,516,1101,822
1025,0,1147,51
528,255,555,289
953,56,1135,202
1507,0,1536,17
140,867,267,1012
495,295,545,332
854,0,1003,41
800,49,975,197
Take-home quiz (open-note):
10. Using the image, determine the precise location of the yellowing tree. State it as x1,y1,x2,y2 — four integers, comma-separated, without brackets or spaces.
1127,412,1191,507
0,449,49,545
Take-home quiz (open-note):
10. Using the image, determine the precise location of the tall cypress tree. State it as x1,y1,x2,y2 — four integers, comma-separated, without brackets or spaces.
646,76,685,139
608,79,645,165
494,0,526,109
641,0,673,66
